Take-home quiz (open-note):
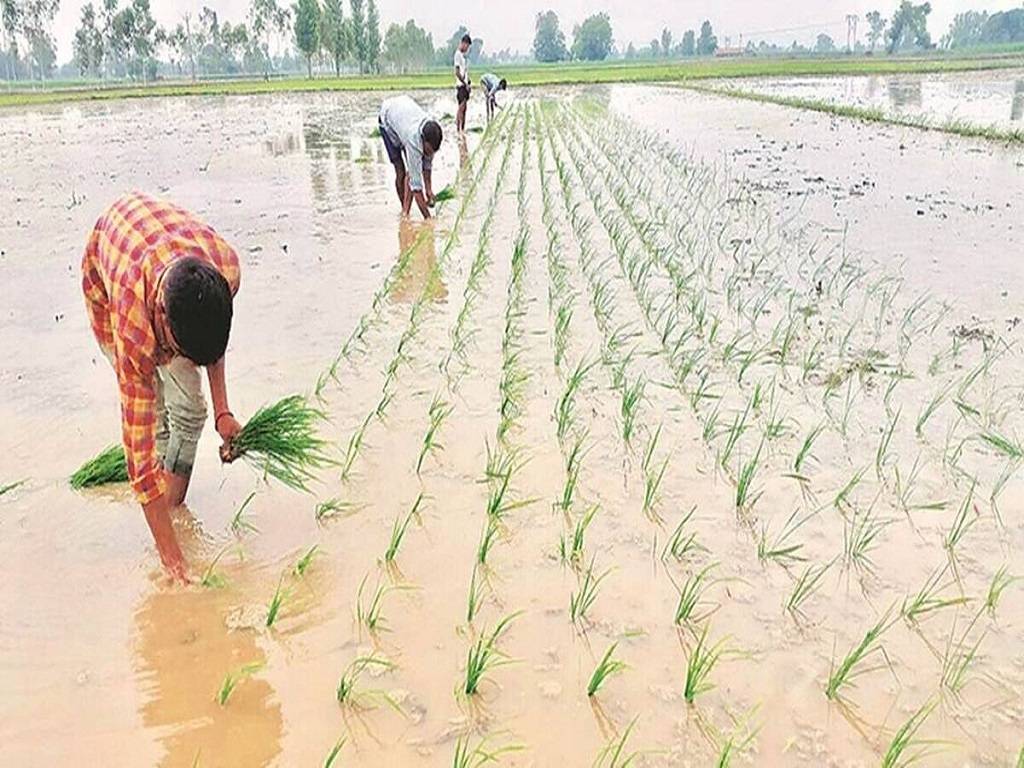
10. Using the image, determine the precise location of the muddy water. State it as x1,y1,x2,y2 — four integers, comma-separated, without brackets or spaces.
1,84,1023,768
732,69,1024,129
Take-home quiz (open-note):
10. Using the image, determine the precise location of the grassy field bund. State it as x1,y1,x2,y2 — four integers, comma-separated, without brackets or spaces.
1,52,1022,109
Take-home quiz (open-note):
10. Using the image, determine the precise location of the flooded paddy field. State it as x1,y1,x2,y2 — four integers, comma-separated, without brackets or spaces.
1,82,1023,767
729,68,1024,130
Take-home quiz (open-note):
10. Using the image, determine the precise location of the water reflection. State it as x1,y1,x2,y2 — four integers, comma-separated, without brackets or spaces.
1012,81,1023,122
392,219,447,304
262,132,301,157
887,78,922,110
132,584,282,767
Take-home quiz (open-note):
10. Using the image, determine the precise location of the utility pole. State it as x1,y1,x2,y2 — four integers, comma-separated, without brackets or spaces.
846,14,859,52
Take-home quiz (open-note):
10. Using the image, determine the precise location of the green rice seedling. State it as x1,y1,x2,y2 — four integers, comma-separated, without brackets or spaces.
293,544,319,576
315,497,358,524
0,479,26,497
588,642,627,696
662,506,705,562
944,483,977,563
558,433,588,512
434,185,456,203
226,395,332,491
340,413,373,482
70,444,128,488
825,606,898,700
593,717,641,768
229,491,259,535
881,700,946,768
417,394,453,475
990,460,1019,526
451,735,524,768
901,566,969,624
1017,746,1023,768
785,559,835,618
556,358,593,442
385,493,423,562
735,442,765,512
620,376,646,445
793,423,825,474
718,403,751,470
674,563,716,626
323,737,346,768
842,504,890,575
560,505,598,567
757,509,812,567
915,384,953,438
702,405,721,444
553,302,573,369
690,368,719,411
217,661,264,706
477,517,500,565
200,545,232,589
833,466,868,513
684,624,730,702
570,557,609,626
984,566,1019,617
940,627,985,696
463,612,521,695
356,574,409,633
466,564,486,623
978,430,1023,460
875,408,901,481
336,653,395,705
266,575,288,628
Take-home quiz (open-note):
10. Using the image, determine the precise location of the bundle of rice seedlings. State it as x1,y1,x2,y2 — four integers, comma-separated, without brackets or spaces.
70,444,128,489
225,395,332,492
434,185,456,203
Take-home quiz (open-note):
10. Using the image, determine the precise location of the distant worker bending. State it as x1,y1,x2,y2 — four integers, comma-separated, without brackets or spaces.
378,95,443,219
480,73,508,122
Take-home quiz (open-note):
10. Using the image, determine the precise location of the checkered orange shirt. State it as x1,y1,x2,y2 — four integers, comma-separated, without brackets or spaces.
82,193,241,505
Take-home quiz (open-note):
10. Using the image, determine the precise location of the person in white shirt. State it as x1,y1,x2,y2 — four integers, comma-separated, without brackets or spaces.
378,95,443,219
480,73,507,122
454,34,472,133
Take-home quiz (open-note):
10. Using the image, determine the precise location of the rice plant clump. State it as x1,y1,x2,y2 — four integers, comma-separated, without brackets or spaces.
70,444,128,488
216,661,264,706
225,395,332,491
463,612,521,695
588,642,627,696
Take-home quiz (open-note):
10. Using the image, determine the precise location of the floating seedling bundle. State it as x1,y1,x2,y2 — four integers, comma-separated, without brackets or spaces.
70,444,129,489
434,185,456,203
225,394,332,491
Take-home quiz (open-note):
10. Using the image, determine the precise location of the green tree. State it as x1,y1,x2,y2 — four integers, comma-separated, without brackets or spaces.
320,0,345,74
814,33,836,53
941,11,986,49
292,0,319,77
865,10,887,52
680,28,695,56
533,10,567,62
571,12,612,61
365,0,379,72
887,1,932,53
249,0,289,77
73,2,104,76
978,9,1024,45
1,0,21,80
20,0,59,79
349,0,366,72
659,27,672,57
696,20,717,56
382,18,433,73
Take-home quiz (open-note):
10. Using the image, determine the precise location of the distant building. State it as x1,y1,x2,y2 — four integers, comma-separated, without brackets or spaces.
715,46,745,58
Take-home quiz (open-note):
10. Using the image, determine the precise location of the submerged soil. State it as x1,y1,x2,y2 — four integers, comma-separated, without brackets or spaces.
1,82,1022,767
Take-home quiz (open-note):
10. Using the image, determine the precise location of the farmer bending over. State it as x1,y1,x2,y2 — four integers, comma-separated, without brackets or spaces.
379,95,443,219
480,73,507,122
454,33,472,133
82,192,243,581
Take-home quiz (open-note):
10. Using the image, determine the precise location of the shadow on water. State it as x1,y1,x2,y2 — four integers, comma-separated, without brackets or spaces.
887,78,923,110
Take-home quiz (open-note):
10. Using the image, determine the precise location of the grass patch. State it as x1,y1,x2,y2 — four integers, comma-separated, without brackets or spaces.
70,444,128,488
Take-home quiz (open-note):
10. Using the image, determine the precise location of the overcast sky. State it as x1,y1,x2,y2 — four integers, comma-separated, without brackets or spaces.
51,0,1024,61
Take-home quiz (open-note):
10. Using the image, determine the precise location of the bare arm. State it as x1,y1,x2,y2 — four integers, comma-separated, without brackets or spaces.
424,167,434,202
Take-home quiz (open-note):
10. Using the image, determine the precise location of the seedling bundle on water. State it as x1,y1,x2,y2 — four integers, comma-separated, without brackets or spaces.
225,395,332,491
70,444,128,488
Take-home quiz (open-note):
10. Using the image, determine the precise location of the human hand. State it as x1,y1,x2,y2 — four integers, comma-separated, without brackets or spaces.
216,412,242,462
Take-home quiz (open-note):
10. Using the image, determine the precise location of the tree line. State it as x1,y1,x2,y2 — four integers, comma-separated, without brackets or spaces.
2,0,1022,83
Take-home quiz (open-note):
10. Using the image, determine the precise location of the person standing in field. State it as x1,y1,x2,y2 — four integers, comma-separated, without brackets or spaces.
454,33,472,133
379,95,443,219
81,192,244,582
480,73,508,122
